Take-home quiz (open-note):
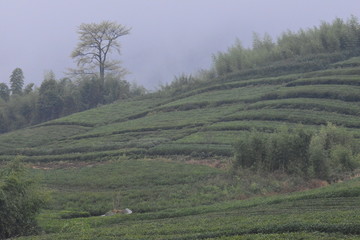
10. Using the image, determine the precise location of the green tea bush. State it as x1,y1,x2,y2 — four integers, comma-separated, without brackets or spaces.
60,210,91,219
247,98,360,116
285,75,360,87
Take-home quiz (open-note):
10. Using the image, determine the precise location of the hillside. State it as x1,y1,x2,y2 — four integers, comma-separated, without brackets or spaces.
14,160,360,240
2,16,360,239
1,50,360,239
2,53,360,162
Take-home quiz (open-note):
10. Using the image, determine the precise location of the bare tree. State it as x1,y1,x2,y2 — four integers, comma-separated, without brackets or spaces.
71,21,131,84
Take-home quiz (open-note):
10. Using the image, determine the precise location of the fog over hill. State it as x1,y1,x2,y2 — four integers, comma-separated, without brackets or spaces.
0,0,358,89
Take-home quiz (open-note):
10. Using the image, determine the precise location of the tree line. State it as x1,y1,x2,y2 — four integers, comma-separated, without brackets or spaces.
0,21,146,133
156,16,360,97
0,69,145,133
212,16,360,76
2,17,360,132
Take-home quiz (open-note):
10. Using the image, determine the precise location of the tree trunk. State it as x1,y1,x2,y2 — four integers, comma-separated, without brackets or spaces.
100,63,105,85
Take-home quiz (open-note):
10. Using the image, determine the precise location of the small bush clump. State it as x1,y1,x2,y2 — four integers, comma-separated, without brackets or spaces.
232,123,359,181
0,158,47,239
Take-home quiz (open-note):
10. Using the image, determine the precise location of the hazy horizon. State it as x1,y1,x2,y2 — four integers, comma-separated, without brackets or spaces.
1,0,359,90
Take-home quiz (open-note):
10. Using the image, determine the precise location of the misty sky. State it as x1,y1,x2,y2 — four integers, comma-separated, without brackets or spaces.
1,1,359,90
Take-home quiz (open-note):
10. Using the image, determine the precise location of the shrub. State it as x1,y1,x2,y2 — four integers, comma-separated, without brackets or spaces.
309,134,329,179
309,123,359,181
233,131,267,170
0,158,47,239
233,126,312,176
233,123,359,180
60,210,91,219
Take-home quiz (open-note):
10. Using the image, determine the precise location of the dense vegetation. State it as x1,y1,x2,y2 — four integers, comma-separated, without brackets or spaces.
212,16,360,77
1,16,360,239
3,54,360,165
0,21,145,134
233,124,359,181
0,71,146,133
0,159,46,239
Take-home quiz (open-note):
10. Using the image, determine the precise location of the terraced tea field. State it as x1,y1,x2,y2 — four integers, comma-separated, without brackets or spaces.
2,53,360,239
2,56,360,161
15,158,360,239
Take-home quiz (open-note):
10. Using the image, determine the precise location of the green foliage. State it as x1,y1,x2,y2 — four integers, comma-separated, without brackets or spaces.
3,59,360,160
10,68,24,95
79,77,103,109
59,210,91,219
23,83,34,95
232,130,267,170
309,123,359,180
224,108,360,128
268,126,312,175
31,158,254,220
309,134,329,179
103,76,130,103
0,158,46,239
233,124,359,180
247,98,360,116
0,72,144,133
14,174,360,239
4,16,360,240
70,21,130,83
0,112,6,134
129,83,147,97
0,21,137,132
37,78,64,122
0,93,38,132
0,83,10,102
158,73,208,97
2,18,360,186
212,16,360,76
233,126,312,175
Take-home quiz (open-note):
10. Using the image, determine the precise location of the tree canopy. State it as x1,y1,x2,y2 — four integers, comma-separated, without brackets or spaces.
233,124,359,181
9,68,24,95
71,21,131,84
212,16,360,77
0,83,10,102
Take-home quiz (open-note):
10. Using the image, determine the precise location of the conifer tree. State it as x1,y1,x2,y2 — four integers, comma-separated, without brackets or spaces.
9,68,24,95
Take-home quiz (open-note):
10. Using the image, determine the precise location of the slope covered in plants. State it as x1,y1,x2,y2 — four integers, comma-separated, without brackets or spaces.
2,53,360,162
2,16,360,239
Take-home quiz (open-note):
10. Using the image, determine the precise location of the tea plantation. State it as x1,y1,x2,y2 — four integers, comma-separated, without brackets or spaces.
2,53,360,239
15,158,360,239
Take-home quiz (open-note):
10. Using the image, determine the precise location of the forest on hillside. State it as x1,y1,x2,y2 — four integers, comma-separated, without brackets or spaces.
2,16,360,239
162,16,360,94
0,70,145,133
0,21,146,133
1,16,360,134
